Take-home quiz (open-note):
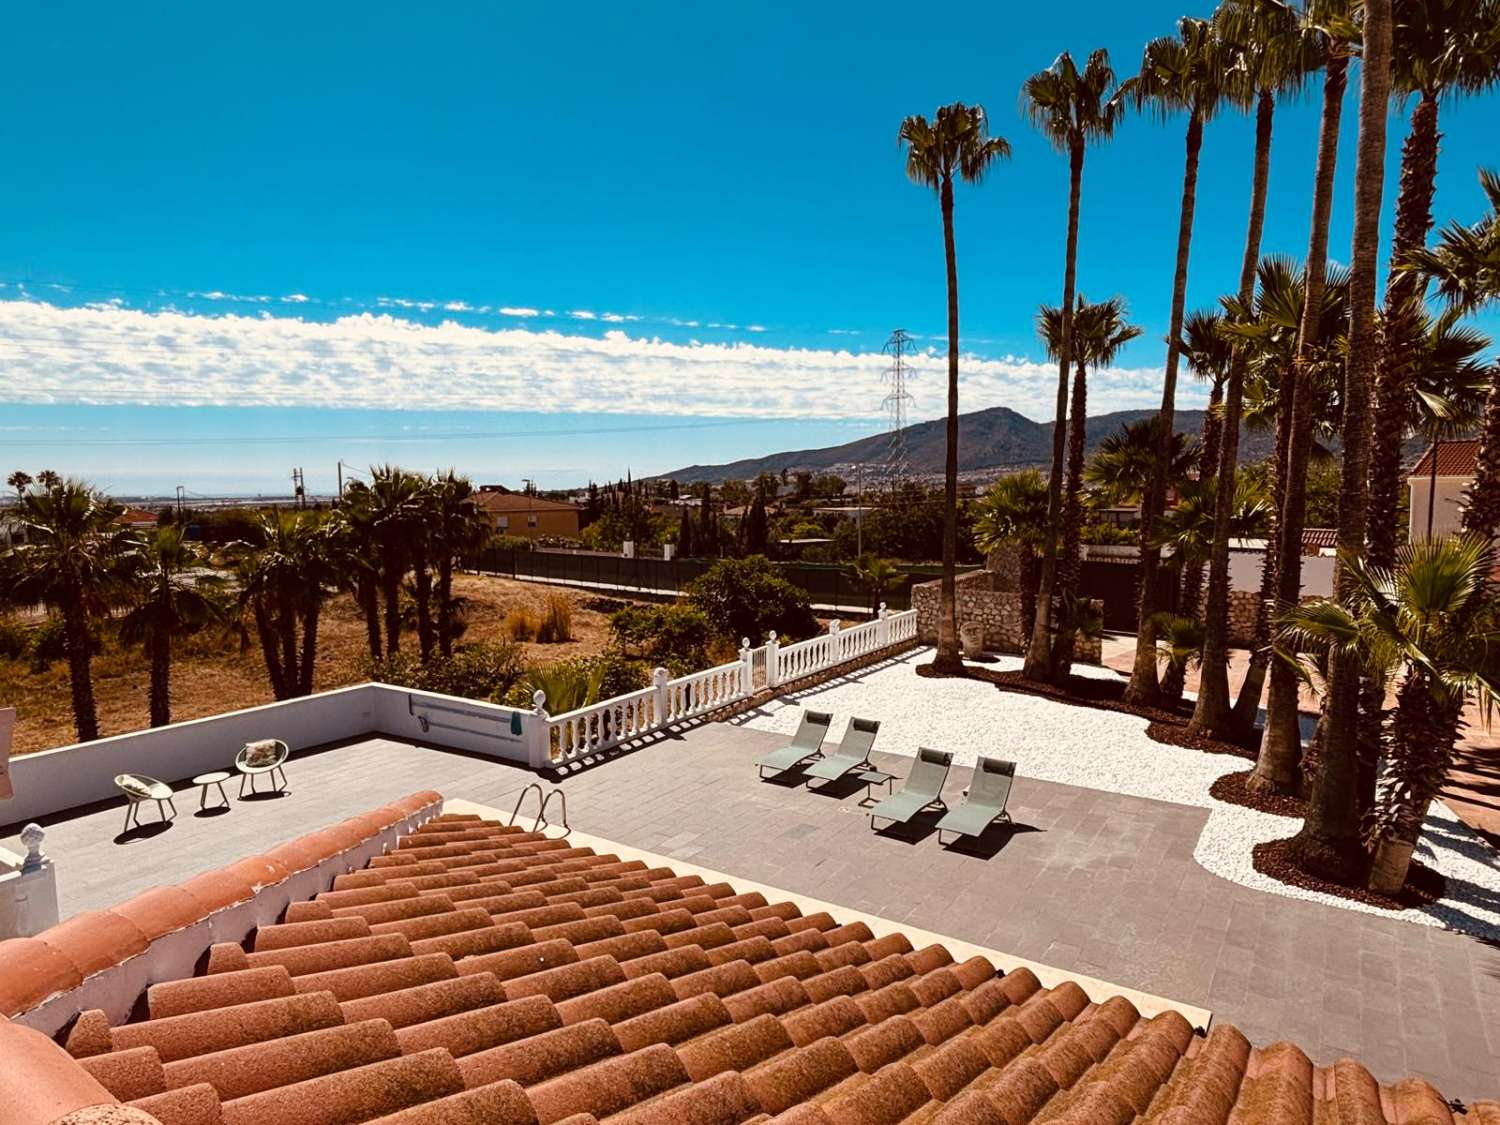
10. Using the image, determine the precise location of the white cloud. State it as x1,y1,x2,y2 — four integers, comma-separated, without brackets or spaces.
443,300,472,312
282,293,311,304
747,325,767,333
569,310,598,320
498,306,540,317
0,299,1181,421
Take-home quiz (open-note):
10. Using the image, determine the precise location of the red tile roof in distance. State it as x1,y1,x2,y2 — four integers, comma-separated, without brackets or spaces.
474,492,580,513
0,802,1495,1124
1409,439,1482,478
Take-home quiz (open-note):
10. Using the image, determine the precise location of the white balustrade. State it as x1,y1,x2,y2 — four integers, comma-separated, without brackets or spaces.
540,607,919,765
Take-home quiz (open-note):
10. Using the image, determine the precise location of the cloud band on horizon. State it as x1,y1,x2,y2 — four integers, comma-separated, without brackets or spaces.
0,298,1190,423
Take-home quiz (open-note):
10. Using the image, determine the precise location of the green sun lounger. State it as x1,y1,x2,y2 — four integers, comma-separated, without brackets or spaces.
803,717,881,787
868,747,953,830
756,710,834,778
935,757,1015,844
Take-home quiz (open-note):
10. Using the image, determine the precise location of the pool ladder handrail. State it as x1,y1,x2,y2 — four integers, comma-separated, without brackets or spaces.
508,783,571,838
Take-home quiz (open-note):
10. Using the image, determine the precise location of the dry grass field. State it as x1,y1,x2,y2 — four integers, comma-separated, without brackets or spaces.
0,575,622,756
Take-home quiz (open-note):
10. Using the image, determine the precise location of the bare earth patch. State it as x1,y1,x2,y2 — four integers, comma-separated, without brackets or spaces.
0,575,623,755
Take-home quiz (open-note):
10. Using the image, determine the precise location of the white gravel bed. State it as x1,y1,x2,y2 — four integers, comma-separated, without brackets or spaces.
735,647,1500,940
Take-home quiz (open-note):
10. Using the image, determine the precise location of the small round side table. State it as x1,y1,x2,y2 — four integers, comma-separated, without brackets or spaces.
193,770,233,812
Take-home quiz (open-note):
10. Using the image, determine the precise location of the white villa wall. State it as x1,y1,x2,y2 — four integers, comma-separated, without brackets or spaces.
1227,549,1334,596
1408,476,1469,541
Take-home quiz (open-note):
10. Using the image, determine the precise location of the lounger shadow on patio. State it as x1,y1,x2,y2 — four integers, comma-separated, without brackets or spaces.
868,747,953,831
936,757,1015,845
755,710,833,779
802,717,880,790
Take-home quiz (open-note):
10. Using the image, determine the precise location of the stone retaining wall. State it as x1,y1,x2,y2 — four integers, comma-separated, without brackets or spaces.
1227,589,1260,647
913,570,1103,665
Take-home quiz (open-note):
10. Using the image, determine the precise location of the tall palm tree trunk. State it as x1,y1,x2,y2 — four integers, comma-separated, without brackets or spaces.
252,599,289,700
1196,88,1275,739
1294,0,1393,883
1177,373,1225,621
63,595,100,742
1051,357,1090,674
1126,111,1204,706
1464,378,1500,538
414,547,434,660
933,175,964,676
1251,51,1348,791
382,562,403,656
1367,92,1440,568
437,556,456,658
278,607,299,698
148,585,172,727
298,597,320,697
358,578,383,661
1235,391,1292,745
1026,142,1084,682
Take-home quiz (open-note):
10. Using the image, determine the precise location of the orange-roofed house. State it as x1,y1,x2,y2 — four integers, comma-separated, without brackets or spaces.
472,489,580,540
1407,439,1485,543
114,507,160,531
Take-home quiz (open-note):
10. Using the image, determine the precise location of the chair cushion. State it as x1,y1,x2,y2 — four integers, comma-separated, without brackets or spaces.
115,775,157,801
242,739,284,768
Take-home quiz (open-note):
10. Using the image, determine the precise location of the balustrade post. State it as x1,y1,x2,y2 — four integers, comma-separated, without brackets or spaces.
652,666,670,727
878,602,889,646
528,690,551,769
739,637,754,699
765,630,780,689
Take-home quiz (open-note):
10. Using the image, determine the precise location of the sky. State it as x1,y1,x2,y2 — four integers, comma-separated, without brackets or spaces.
2,1,1497,495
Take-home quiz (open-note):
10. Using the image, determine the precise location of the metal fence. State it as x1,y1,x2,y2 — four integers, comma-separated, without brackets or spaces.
467,547,926,613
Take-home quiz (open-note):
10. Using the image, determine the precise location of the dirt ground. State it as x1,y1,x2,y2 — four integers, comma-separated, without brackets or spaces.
0,575,622,756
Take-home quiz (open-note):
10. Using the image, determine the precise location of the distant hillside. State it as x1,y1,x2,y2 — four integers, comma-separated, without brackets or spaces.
660,407,1280,484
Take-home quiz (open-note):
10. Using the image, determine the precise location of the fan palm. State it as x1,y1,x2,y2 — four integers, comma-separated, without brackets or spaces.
1121,17,1233,706
119,526,224,727
1,477,139,741
1292,0,1399,884
898,102,1012,675
1177,309,1236,624
853,555,904,616
1368,0,1500,570
1254,0,1361,789
229,509,332,700
1019,49,1124,683
1043,296,1141,672
428,470,487,657
1277,535,1498,892
973,470,1049,639
1084,419,1200,508
328,489,385,661
360,465,426,655
1150,613,1208,708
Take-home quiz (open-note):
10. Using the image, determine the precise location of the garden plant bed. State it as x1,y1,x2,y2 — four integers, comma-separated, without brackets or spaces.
917,661,1255,761
1209,769,1306,817
1252,836,1447,911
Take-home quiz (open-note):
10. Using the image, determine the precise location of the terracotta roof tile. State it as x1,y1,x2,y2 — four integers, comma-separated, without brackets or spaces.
1409,438,1481,477
4,798,1494,1125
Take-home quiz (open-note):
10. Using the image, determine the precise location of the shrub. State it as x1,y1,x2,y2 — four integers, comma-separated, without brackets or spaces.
27,616,100,670
686,556,817,644
0,617,29,661
537,594,574,643
368,642,524,704
506,648,650,713
505,608,539,642
609,603,710,671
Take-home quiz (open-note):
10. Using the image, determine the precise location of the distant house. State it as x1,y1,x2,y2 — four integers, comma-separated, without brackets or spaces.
474,489,580,539
115,507,159,530
1408,439,1482,542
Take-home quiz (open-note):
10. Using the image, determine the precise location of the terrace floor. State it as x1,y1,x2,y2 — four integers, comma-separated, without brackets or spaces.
6,722,1500,1103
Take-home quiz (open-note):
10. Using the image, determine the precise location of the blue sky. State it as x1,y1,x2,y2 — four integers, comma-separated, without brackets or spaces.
2,0,1497,495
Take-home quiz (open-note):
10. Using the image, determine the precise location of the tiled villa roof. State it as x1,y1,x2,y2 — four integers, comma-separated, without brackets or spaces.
1409,439,1482,479
1,799,1495,1125
474,492,580,513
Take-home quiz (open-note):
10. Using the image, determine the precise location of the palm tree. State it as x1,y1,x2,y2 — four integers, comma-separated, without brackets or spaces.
973,471,1050,639
1230,258,1351,785
899,102,1012,676
1278,535,1497,893
1046,296,1142,673
1406,167,1500,539
1177,309,1236,622
360,465,425,656
428,470,486,658
1122,17,1232,706
119,526,223,727
1,477,139,741
1404,307,1493,537
1255,0,1360,785
853,555,905,616
230,509,331,700
1367,0,1500,572
1291,0,1397,884
1019,50,1124,683
1084,418,1200,507
1195,0,1319,740
1150,613,1207,708
328,491,385,661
